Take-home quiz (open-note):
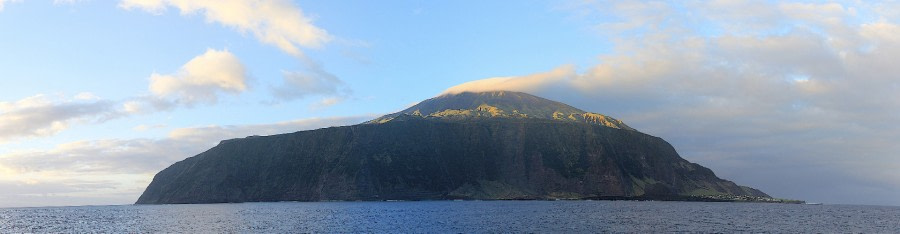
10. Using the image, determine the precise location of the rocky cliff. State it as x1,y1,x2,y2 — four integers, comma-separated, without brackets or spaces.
136,91,769,204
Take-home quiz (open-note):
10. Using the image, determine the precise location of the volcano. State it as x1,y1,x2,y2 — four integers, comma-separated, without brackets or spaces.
136,91,773,204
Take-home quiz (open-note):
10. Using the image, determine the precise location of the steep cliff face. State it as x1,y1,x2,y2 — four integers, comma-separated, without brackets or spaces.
136,91,769,204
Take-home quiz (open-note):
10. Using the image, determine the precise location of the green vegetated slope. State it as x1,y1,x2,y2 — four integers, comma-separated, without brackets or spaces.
366,91,634,131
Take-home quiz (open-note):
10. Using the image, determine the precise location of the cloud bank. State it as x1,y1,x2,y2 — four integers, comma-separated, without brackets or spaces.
0,115,370,208
448,1,900,205
0,48,247,143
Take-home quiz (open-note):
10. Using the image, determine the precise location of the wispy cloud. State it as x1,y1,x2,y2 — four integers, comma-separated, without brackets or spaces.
272,71,341,100
449,1,900,205
270,59,351,105
53,0,88,5
0,94,122,143
148,48,249,106
133,124,167,131
0,90,187,143
0,0,20,11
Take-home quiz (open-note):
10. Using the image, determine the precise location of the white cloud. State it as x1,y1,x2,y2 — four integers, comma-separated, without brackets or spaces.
118,0,166,13
449,1,900,206
53,0,88,5
0,0,21,11
133,124,166,131
311,96,346,109
443,65,575,95
0,94,121,143
121,100,145,114
0,115,370,208
74,92,100,100
118,0,330,57
149,48,248,106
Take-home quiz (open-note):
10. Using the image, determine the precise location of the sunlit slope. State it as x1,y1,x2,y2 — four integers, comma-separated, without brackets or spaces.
366,91,634,131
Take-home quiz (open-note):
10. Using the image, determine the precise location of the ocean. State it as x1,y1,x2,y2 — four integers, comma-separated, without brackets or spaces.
1,200,897,233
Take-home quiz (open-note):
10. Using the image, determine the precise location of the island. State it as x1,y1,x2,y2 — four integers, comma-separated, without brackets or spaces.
136,91,800,204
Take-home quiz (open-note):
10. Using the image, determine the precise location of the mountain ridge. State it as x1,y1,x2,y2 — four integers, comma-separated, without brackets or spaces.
365,91,634,131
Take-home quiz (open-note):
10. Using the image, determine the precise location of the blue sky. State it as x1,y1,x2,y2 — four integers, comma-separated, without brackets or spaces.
2,0,900,207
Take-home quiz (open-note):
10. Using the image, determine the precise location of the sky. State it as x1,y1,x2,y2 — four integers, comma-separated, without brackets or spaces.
0,0,899,208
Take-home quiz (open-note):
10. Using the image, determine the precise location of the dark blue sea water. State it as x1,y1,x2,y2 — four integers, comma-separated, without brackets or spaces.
1,200,898,233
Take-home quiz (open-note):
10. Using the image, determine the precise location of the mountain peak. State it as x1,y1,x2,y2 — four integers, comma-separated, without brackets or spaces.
367,91,634,131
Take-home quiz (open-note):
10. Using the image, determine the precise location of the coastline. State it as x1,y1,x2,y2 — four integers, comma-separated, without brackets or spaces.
135,195,805,205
